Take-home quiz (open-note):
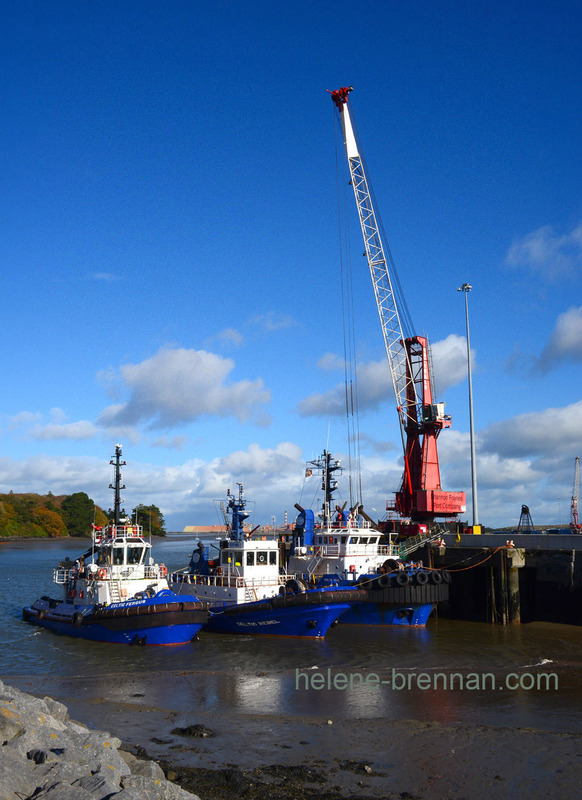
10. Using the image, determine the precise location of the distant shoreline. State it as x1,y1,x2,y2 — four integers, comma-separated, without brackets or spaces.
0,530,218,543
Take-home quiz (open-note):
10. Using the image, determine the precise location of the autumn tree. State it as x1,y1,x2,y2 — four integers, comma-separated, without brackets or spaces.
36,505,67,538
132,504,166,537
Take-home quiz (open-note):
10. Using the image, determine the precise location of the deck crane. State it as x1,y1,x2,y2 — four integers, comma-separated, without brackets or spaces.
571,457,580,533
329,86,466,536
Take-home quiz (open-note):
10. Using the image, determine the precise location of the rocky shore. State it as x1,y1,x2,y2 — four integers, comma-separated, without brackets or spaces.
3,673,582,800
0,678,200,800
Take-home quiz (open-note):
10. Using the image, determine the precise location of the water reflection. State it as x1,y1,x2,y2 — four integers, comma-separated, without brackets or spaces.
2,538,582,733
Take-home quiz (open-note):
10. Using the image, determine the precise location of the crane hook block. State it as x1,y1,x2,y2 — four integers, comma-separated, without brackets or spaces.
328,86,353,108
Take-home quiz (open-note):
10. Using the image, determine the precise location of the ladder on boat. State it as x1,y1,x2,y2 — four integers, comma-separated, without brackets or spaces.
244,584,258,602
306,553,323,575
109,581,122,603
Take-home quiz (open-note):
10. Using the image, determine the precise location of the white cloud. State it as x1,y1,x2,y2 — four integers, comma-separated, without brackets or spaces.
480,400,582,458
298,335,471,417
217,328,244,346
6,411,43,431
29,420,98,441
298,358,391,417
5,409,97,442
316,353,346,371
505,222,582,279
151,435,189,450
217,441,303,478
536,305,582,371
430,334,473,395
97,347,271,429
247,311,297,332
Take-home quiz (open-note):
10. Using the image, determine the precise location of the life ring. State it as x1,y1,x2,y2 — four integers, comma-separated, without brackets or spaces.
98,568,106,580
78,590,84,599
315,547,322,556
395,571,410,586
159,564,167,578
415,571,429,585
68,589,76,599
216,567,223,576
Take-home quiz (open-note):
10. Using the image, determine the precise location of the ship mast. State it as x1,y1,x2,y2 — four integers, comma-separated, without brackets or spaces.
109,444,126,526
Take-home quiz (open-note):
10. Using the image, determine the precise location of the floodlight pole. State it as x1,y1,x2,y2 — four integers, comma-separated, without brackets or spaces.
458,283,479,528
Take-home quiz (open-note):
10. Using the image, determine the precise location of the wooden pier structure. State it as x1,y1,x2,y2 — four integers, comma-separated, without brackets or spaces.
422,532,582,625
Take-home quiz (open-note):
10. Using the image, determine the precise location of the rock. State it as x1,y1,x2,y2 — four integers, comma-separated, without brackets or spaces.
0,757,37,800
41,783,95,799
121,774,201,799
73,770,122,796
129,757,167,781
43,696,69,722
0,681,201,800
171,724,215,738
0,704,25,742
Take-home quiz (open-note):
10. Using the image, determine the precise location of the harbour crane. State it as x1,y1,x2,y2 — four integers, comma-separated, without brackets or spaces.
329,86,466,536
571,457,580,533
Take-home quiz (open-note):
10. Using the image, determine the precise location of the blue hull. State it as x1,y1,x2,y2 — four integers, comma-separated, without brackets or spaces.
23,591,208,646
205,600,351,637
307,575,449,626
24,612,204,645
338,601,435,626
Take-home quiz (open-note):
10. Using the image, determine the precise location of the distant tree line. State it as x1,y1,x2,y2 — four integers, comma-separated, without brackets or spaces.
0,492,166,538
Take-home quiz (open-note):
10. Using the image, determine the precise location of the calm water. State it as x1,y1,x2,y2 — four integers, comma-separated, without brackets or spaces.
2,536,582,734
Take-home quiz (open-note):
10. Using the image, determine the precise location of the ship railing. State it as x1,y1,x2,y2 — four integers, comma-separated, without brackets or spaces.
54,564,166,583
93,524,144,543
175,572,295,589
307,544,393,558
317,519,374,533
53,568,76,584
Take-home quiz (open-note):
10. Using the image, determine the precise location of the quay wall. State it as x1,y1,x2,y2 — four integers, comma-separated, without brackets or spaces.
422,533,582,625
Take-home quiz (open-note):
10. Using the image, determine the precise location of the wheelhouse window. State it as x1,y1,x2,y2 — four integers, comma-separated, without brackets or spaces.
256,551,268,565
246,552,255,566
112,548,124,565
127,547,143,565
269,551,277,565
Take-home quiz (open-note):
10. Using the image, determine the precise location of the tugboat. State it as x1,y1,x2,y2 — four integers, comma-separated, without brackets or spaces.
23,445,208,645
286,451,451,626
170,484,355,637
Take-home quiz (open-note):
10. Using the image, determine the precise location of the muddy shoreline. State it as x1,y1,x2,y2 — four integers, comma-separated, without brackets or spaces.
16,682,580,800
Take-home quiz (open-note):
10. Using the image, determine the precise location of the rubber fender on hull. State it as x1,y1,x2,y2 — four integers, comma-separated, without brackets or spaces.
375,574,392,590
285,578,307,594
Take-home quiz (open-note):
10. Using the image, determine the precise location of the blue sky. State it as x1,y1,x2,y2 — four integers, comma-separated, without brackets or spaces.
2,0,582,530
